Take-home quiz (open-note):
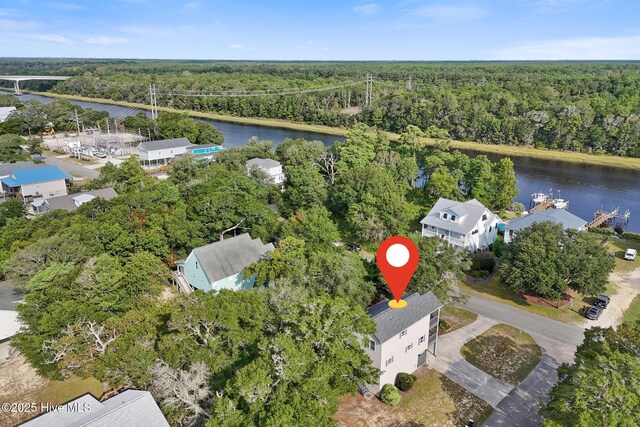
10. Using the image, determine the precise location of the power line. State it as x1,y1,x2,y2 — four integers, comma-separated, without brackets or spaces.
161,81,364,98
149,84,158,119
365,74,373,106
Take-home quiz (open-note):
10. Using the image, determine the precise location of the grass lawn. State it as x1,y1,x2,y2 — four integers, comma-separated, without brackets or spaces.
461,324,542,386
623,295,640,324
440,305,478,334
0,353,104,426
36,377,103,405
606,237,640,274
335,367,492,427
461,274,588,325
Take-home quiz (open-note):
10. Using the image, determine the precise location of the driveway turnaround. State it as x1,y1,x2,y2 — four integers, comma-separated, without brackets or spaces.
457,292,584,427
429,316,514,407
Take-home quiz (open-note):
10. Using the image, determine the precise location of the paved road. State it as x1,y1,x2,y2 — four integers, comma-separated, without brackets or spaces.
0,283,22,311
41,155,100,179
456,293,584,427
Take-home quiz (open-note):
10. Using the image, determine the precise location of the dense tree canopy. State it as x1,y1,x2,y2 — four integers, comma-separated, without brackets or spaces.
500,222,614,300
4,60,640,156
542,322,640,426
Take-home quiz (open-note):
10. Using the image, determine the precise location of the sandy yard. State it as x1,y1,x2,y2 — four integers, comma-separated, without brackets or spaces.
0,351,103,427
589,267,640,329
335,367,492,427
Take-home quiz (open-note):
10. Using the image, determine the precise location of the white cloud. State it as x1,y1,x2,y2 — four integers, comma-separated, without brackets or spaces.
119,25,176,37
39,34,72,44
408,4,489,22
184,1,201,9
48,2,89,10
353,3,381,15
487,35,640,60
85,36,129,45
229,43,244,49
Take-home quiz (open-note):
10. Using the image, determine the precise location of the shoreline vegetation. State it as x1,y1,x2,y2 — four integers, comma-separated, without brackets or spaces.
27,90,640,171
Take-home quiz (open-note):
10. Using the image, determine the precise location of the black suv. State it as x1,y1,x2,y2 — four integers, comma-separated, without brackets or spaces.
346,243,362,252
585,306,603,320
594,295,610,309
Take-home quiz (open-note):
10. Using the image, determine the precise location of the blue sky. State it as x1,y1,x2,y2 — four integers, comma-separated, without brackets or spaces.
1,0,639,60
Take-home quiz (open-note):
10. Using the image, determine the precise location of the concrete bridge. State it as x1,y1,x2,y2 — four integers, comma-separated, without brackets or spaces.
0,75,72,95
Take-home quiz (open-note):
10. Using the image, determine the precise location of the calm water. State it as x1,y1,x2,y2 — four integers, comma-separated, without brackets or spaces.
8,91,640,232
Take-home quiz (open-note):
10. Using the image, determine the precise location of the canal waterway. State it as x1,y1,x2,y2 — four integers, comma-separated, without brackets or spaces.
8,91,640,232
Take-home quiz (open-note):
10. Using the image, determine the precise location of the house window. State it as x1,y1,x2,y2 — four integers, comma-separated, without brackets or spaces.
451,215,456,221
195,261,198,269
405,343,413,353
369,340,376,351
418,335,426,345
385,357,394,367
489,225,492,232
472,230,479,235
482,214,488,221
399,329,407,339
443,213,448,219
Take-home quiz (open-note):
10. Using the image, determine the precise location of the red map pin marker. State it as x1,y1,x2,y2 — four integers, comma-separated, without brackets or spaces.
376,236,419,309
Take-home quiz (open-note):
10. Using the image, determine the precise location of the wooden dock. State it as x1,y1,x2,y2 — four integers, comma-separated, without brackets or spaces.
530,199,553,213
588,208,631,230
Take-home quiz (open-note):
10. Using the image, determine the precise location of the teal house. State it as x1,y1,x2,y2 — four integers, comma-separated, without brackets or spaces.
175,234,274,293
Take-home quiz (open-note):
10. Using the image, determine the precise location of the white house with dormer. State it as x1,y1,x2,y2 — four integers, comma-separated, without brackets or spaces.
420,198,500,251
363,292,443,395
245,158,285,186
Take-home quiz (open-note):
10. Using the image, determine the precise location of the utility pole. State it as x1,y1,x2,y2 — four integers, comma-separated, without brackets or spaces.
407,75,413,91
149,84,158,120
106,118,110,135
74,109,80,135
365,74,373,106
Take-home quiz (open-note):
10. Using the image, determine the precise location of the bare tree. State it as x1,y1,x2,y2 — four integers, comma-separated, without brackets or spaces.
315,150,338,185
219,216,247,241
149,359,213,426
81,320,117,355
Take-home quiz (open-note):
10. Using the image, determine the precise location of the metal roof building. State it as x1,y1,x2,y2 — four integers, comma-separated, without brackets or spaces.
1,166,72,187
505,208,588,243
21,390,169,427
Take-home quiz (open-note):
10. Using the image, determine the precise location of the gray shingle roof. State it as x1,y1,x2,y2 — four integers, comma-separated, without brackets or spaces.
21,390,168,427
0,161,42,178
137,137,193,152
246,158,281,169
420,198,496,235
42,188,118,212
193,234,274,283
367,292,443,344
506,209,587,232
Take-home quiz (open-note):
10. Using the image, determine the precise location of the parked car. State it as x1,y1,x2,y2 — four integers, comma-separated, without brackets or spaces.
94,152,107,158
585,305,603,320
594,295,610,309
625,248,637,261
346,243,362,252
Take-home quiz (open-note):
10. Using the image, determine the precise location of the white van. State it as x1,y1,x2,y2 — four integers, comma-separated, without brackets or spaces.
625,249,637,261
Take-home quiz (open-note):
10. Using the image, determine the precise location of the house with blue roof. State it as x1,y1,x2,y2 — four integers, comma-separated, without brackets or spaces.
1,166,72,202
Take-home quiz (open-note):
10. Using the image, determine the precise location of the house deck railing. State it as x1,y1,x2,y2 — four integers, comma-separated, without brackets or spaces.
173,271,194,295
422,229,466,247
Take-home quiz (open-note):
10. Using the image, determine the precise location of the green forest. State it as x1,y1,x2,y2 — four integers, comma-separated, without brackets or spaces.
2,124,520,425
2,59,640,157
